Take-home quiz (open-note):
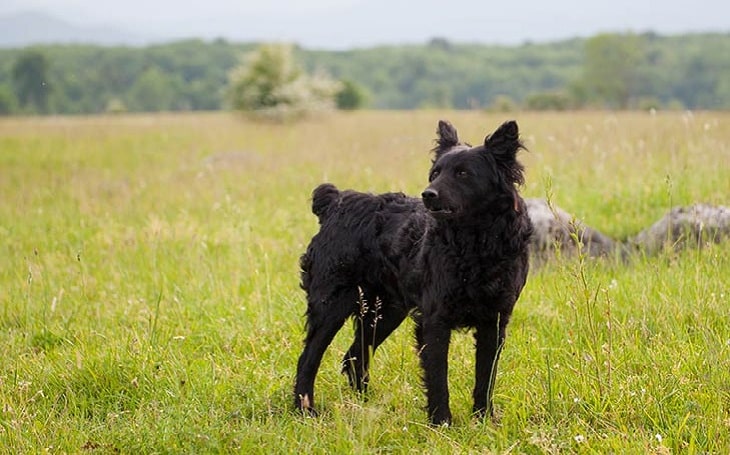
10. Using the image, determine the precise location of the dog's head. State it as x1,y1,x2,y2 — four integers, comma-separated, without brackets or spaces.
422,120,525,220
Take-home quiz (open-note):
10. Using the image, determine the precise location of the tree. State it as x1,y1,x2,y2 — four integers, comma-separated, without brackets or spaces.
675,54,727,109
226,44,341,121
578,34,645,109
12,50,50,113
127,67,178,111
0,84,17,115
428,37,453,52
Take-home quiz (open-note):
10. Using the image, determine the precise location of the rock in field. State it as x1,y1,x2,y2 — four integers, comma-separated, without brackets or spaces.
525,200,730,265
629,204,730,254
525,198,618,264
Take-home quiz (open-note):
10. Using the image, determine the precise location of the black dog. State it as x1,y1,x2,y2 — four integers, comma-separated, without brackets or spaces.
294,120,532,425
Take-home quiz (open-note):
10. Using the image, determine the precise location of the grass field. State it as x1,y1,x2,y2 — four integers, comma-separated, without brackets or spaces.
1,110,729,453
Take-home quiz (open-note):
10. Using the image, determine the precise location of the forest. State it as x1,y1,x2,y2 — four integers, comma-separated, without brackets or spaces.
0,31,728,115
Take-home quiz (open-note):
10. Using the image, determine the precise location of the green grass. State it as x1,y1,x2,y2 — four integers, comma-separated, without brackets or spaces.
1,111,729,453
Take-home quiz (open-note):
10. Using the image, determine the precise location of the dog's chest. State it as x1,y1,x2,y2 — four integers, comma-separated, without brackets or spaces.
391,220,520,319
417,257,510,327
415,237,511,306
432,252,504,295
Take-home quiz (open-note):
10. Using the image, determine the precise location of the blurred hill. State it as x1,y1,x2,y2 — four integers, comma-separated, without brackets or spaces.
0,11,143,48
1,1,728,50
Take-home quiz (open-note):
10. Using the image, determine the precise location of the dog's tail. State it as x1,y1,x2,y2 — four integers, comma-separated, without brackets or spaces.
311,183,340,221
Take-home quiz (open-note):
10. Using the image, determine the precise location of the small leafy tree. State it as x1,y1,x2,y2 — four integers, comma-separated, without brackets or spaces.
227,44,341,121
12,50,50,113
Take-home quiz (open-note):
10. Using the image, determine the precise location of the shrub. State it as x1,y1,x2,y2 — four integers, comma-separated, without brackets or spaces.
524,91,573,111
226,44,341,121
490,94,517,112
336,79,367,110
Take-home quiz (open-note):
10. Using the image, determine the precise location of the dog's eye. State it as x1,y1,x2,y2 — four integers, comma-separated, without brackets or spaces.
429,170,440,181
456,170,469,178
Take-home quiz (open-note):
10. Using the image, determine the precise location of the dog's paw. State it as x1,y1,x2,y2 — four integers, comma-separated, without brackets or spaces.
296,394,318,418
300,407,318,418
472,405,501,425
471,405,490,418
428,409,453,427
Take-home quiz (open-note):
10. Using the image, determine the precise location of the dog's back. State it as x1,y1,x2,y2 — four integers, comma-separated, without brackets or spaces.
301,183,427,300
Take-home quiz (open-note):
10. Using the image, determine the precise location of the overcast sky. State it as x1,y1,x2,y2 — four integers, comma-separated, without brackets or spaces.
2,0,728,48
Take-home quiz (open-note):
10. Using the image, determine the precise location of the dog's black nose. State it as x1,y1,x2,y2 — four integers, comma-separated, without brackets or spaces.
422,188,441,211
422,188,438,201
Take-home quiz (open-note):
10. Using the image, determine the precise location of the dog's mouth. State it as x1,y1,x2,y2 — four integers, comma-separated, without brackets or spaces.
423,193,456,218
427,207,455,218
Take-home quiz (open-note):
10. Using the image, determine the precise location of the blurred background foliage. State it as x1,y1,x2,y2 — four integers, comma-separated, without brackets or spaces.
0,32,728,116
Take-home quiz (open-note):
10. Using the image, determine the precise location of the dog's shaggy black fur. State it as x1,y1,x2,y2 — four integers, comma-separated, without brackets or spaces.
294,120,533,425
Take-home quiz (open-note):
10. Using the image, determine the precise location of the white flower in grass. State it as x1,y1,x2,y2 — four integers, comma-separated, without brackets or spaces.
574,434,585,443
655,433,663,443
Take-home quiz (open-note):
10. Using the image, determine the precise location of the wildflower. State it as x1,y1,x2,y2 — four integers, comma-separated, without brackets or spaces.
574,434,585,443
655,433,663,443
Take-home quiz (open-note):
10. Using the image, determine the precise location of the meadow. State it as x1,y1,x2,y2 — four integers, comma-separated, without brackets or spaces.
0,110,728,453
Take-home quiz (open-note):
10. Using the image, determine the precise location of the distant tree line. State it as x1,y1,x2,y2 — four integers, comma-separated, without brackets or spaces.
0,32,728,116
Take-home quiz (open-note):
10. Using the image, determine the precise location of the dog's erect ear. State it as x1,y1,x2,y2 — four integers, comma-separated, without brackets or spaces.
484,120,519,154
484,120,525,185
433,120,459,157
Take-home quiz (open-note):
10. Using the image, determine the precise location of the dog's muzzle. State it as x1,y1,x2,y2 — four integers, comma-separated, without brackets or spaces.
422,188,453,216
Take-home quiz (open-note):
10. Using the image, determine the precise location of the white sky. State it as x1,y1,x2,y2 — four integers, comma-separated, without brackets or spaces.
2,0,728,48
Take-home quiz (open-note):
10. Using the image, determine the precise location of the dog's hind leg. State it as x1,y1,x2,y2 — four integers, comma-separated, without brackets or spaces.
294,287,357,416
472,320,506,419
342,298,408,393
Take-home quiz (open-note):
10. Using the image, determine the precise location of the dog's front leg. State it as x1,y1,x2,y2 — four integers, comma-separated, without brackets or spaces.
472,322,505,418
418,319,452,425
